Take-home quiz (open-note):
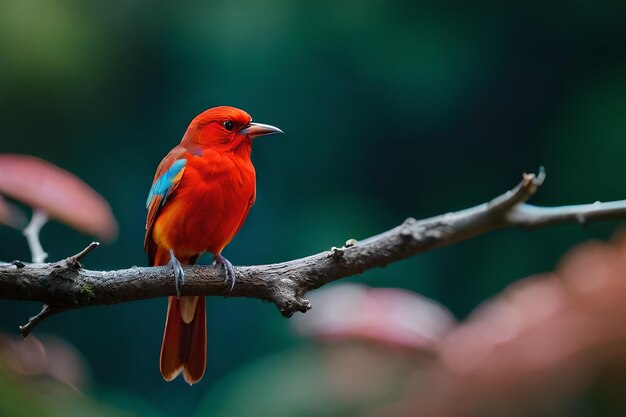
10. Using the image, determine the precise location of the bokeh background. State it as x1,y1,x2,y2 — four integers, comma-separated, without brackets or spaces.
1,1,625,416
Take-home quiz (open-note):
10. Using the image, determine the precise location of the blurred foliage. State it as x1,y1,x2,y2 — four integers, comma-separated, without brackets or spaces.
0,0,625,416
377,233,626,417
194,343,428,417
0,335,136,417
0,154,117,243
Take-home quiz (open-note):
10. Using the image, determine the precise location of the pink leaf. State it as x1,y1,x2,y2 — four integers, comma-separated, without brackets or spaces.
293,283,457,351
0,194,27,229
0,154,118,241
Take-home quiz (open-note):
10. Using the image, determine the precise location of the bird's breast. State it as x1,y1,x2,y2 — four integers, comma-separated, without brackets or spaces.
152,153,256,256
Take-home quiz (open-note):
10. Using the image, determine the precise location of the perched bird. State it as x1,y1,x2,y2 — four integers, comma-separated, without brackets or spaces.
145,106,282,384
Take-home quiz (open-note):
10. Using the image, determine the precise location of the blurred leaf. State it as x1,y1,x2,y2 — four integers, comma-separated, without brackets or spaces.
0,333,137,417
379,232,626,417
41,336,91,390
0,334,89,390
0,194,26,229
293,283,457,351
196,344,426,417
0,154,118,241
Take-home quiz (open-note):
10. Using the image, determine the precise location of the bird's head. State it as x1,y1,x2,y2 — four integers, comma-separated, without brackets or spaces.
181,106,283,155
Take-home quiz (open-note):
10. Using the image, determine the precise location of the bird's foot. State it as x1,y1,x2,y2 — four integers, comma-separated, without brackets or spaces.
213,254,236,292
168,249,185,297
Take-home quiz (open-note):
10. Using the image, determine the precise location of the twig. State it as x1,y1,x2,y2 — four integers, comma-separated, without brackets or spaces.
22,209,49,263
1,169,626,335
19,304,62,338
65,242,100,269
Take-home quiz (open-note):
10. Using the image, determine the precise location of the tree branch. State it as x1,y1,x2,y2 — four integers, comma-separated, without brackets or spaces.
1,169,626,336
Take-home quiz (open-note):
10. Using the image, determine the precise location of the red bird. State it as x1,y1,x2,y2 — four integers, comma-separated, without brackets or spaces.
145,106,282,384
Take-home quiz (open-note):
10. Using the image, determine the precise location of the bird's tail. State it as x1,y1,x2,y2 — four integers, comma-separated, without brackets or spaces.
152,247,206,385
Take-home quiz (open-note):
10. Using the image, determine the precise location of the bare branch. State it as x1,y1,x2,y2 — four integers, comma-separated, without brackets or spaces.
65,242,100,269
19,304,63,338
1,170,626,335
507,200,626,228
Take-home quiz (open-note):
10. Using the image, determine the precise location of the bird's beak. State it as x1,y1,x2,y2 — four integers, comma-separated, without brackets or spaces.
240,122,284,139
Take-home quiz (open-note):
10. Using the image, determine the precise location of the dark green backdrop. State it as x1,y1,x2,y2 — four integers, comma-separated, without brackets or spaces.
1,1,625,416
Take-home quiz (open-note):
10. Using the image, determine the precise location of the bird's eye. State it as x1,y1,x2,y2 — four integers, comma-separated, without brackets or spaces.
223,121,234,131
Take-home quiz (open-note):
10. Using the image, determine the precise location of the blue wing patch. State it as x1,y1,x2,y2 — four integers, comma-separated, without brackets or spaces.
146,159,187,208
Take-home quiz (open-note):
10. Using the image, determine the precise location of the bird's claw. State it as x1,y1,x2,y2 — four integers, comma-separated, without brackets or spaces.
214,254,236,292
168,249,185,297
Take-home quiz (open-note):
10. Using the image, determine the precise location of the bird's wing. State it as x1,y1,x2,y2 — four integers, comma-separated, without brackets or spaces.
145,146,189,263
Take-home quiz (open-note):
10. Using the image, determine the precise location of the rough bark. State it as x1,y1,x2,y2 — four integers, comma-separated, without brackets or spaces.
2,169,626,337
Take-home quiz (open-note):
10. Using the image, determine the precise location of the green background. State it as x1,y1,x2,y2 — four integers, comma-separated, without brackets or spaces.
0,1,625,415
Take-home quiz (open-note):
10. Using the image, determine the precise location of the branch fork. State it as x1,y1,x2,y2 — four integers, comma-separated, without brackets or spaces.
17,242,101,337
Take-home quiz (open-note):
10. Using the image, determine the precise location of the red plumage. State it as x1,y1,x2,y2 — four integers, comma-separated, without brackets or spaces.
145,106,282,384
